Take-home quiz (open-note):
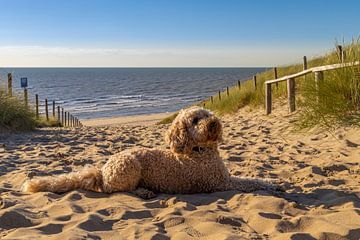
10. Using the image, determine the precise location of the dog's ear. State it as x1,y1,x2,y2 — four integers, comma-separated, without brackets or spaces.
165,111,192,154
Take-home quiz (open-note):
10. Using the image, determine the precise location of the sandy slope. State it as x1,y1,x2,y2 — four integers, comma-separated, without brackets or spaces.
0,105,359,239
81,112,175,127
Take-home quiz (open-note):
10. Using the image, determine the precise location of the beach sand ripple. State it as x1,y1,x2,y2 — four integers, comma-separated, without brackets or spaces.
0,105,359,239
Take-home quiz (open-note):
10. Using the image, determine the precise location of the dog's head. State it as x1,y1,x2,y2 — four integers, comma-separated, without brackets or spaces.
165,106,222,154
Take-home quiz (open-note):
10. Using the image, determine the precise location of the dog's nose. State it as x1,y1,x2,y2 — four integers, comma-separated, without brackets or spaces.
209,121,218,130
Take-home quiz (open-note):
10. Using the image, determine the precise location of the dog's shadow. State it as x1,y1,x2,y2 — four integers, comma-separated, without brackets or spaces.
78,186,360,211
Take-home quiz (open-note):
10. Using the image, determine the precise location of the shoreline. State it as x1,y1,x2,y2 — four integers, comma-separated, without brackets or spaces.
81,111,175,126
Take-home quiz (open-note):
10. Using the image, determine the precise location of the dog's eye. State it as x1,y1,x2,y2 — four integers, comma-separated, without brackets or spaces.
192,117,199,125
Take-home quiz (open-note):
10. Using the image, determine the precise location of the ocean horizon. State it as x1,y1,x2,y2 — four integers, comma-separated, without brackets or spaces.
0,67,266,119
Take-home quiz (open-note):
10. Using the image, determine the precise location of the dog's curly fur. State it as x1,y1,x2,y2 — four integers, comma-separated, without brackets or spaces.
22,107,277,196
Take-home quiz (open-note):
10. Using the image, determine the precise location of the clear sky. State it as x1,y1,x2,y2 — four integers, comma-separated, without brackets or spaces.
0,0,359,67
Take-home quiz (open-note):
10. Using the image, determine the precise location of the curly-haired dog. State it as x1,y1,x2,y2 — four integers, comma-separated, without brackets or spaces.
22,107,278,197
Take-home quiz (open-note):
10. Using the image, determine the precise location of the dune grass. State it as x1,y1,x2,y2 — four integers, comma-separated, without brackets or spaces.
197,41,360,128
0,89,36,131
297,41,360,129
159,40,360,129
0,88,61,131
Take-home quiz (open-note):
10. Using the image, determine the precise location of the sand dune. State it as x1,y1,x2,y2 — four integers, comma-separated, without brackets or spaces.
0,105,359,239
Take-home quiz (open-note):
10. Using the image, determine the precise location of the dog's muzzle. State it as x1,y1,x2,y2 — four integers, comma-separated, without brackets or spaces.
208,119,221,141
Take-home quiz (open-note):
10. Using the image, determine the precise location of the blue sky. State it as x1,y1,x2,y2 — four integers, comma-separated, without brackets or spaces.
0,0,359,67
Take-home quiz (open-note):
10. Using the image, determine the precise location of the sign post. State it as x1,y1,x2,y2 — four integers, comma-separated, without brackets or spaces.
21,78,28,107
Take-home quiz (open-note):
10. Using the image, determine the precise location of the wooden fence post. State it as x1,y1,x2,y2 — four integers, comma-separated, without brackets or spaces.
24,89,28,107
273,67,278,89
287,78,296,113
303,56,308,81
314,71,324,102
7,73,12,96
61,108,64,126
45,99,49,121
265,83,272,115
238,80,241,90
57,106,60,123
52,101,55,118
67,112,70,127
218,91,221,101
35,94,39,119
65,111,67,127
336,45,344,63
303,56,308,70
253,75,257,90
226,86,229,96
211,96,213,104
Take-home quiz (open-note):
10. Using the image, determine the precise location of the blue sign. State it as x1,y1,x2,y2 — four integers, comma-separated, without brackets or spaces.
21,78,28,88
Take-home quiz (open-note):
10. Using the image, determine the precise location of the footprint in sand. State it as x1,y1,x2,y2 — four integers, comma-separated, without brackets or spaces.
0,211,37,229
0,197,17,209
36,223,64,235
217,215,244,227
78,214,116,231
345,139,359,148
162,216,185,228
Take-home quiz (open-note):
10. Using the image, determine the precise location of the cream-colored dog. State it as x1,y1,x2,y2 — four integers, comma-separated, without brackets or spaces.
22,107,278,197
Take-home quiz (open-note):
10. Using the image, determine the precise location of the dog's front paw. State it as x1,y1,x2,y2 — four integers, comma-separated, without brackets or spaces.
132,188,156,199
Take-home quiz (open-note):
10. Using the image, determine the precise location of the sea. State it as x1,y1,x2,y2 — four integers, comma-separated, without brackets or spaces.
0,68,265,119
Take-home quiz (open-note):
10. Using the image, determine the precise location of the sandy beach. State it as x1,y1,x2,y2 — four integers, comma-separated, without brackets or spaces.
81,112,175,127
0,104,359,239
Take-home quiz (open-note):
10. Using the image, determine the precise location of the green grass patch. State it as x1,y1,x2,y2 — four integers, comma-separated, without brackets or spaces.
0,89,36,131
0,88,62,131
157,113,178,125
160,40,360,129
297,41,360,129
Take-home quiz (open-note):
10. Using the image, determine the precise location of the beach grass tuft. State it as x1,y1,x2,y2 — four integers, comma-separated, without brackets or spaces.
188,40,360,129
0,89,36,131
0,88,61,131
297,41,360,129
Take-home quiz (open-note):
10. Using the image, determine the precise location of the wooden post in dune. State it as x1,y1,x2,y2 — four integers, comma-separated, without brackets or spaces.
52,101,55,118
237,80,241,90
210,96,213,104
303,56,308,70
24,88,28,107
61,108,64,126
226,86,229,96
253,75,257,90
218,91,221,101
35,94,39,119
67,112,70,127
265,83,272,115
314,71,324,102
7,73,12,96
287,78,296,113
303,56,308,81
57,106,60,123
64,111,67,127
45,99,49,121
336,45,344,63
273,67,278,90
